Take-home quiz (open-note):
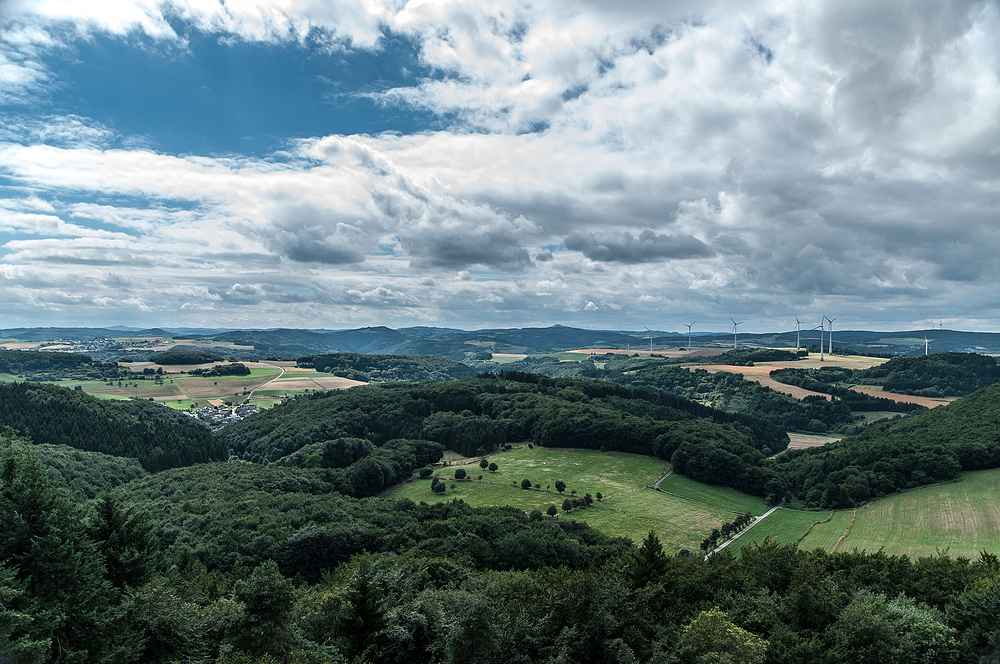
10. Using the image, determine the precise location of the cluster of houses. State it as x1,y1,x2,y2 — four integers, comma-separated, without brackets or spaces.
185,400,259,429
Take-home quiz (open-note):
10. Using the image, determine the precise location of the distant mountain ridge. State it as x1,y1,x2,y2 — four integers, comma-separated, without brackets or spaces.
4,325,1000,358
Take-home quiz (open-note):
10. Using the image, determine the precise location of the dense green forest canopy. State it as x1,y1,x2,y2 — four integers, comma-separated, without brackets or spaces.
148,348,226,365
297,352,477,382
218,373,789,496
0,349,128,382
0,349,93,373
190,362,251,377
4,431,1000,664
473,356,921,434
0,383,226,471
770,352,1000,398
777,382,1000,507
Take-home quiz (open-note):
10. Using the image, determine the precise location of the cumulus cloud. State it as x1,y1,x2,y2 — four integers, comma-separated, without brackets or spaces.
0,0,999,329
565,230,713,263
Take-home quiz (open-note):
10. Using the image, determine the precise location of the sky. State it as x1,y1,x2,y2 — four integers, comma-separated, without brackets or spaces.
0,0,998,333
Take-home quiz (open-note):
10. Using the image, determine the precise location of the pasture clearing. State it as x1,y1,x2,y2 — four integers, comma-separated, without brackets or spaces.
425,448,667,498
725,470,1000,558
797,510,855,551
725,508,830,555
565,490,735,551
787,433,841,450
489,353,527,363
839,470,1000,558
388,448,777,547
656,474,768,514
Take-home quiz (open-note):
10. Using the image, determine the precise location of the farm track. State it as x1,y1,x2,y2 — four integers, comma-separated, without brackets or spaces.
243,362,285,403
708,502,784,558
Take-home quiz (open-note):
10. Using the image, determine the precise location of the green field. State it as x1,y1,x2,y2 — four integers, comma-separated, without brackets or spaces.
389,448,668,511
564,490,734,552
657,474,768,515
386,448,782,547
798,510,854,551
725,508,829,555
727,470,1000,558
839,470,1000,558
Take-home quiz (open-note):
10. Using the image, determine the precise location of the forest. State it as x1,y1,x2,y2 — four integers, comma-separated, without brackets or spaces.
296,353,477,383
5,363,1000,662
770,352,1000,397
4,428,1000,664
0,383,225,471
217,372,788,496
148,349,227,365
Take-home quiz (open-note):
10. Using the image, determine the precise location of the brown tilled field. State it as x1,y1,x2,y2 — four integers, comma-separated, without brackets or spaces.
566,348,727,358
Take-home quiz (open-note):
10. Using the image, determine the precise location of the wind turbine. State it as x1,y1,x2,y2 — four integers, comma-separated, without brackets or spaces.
644,326,655,353
794,315,801,350
924,335,933,356
730,317,744,350
825,316,837,356
684,321,696,351
816,319,825,361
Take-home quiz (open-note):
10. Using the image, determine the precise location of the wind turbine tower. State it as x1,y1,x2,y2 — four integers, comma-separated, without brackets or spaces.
684,321,696,351
644,326,654,353
794,315,801,350
816,319,825,361
924,335,931,356
730,317,744,350
825,316,837,356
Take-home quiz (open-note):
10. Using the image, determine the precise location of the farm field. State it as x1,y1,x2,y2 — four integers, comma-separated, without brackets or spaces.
727,470,1000,558
798,510,855,551
18,361,365,409
839,470,1000,558
565,490,735,552
388,447,778,547
656,473,768,514
725,508,830,555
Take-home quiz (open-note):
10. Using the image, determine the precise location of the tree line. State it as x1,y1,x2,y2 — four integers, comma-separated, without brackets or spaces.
5,432,1000,663
0,383,226,471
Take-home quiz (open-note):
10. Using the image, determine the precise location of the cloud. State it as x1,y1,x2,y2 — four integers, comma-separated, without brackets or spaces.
564,229,713,263
1,0,999,330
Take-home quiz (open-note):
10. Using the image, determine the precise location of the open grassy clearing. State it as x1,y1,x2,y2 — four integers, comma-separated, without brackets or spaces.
464,447,668,495
390,448,668,510
839,470,1000,558
387,448,772,547
564,490,734,551
389,477,568,512
797,510,854,551
725,508,828,555
488,354,527,364
657,474,768,514
392,448,670,500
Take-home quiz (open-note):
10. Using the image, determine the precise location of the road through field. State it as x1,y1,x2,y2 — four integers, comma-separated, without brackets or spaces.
244,362,285,403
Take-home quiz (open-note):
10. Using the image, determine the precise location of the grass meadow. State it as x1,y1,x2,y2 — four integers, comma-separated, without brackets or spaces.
725,508,829,555
726,470,1000,558
388,447,773,547
839,470,1000,558
657,474,768,515
564,490,735,552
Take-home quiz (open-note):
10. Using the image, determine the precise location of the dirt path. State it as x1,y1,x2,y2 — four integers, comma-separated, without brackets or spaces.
243,363,285,403
707,502,783,558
